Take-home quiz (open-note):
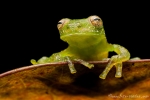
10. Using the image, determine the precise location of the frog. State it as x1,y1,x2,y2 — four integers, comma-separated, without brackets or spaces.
31,15,130,79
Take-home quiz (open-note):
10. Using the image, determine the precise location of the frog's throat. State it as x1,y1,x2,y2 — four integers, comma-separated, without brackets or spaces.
61,34,106,49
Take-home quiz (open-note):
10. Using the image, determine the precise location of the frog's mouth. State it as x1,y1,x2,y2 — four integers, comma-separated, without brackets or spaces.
61,33,105,48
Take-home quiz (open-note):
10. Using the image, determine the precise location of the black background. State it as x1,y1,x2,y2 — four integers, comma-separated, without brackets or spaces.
1,1,150,74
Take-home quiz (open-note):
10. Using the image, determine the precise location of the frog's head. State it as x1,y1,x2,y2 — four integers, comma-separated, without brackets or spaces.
57,15,106,48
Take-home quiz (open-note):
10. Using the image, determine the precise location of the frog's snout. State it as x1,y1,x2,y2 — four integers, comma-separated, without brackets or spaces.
68,22,81,28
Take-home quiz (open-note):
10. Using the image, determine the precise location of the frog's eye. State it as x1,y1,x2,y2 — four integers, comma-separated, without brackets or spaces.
57,18,70,29
89,15,103,27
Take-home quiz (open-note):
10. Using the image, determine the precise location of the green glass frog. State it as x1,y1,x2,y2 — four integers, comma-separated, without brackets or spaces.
31,15,131,79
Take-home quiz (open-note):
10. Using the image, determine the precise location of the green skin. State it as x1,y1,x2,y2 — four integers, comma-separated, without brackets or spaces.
31,15,130,79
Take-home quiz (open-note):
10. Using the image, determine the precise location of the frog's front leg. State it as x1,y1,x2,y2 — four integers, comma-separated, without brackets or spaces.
99,44,130,79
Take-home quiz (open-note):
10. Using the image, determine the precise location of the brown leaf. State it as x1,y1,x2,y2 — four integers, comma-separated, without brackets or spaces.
0,59,150,100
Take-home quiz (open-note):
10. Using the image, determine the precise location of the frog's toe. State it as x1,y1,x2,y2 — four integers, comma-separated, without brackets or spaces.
68,63,77,74
99,72,107,79
65,56,77,74
115,72,122,78
87,64,94,69
102,58,110,61
115,63,122,78
99,56,117,79
74,59,94,69
100,64,114,79
30,59,37,64
130,57,141,60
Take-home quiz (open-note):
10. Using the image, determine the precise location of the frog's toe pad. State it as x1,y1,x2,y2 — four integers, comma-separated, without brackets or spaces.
88,64,94,69
30,59,37,65
99,73,107,79
115,72,122,78
71,71,77,74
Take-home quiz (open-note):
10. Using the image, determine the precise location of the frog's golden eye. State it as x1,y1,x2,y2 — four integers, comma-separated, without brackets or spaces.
57,18,70,29
89,15,103,27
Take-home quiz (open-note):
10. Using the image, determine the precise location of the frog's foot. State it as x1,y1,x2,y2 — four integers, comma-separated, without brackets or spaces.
99,55,124,79
99,57,140,78
130,57,141,60
30,56,49,65
65,57,94,74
